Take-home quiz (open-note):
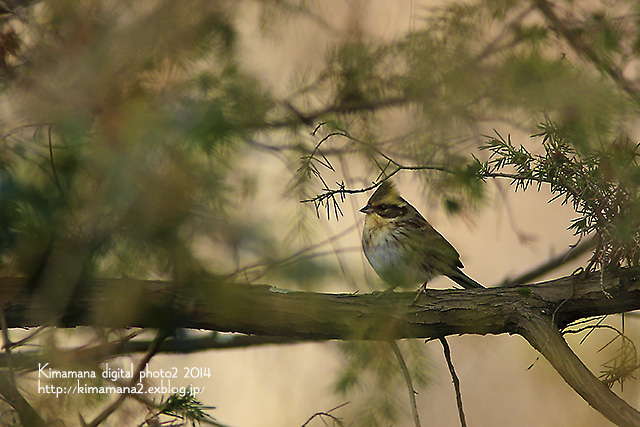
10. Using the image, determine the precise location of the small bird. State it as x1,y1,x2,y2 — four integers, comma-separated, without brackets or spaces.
360,180,483,293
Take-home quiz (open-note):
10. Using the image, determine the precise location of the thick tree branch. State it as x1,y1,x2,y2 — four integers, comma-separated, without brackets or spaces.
2,270,640,425
2,272,639,336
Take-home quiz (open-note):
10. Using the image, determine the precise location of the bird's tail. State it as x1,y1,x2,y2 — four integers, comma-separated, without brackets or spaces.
446,268,484,289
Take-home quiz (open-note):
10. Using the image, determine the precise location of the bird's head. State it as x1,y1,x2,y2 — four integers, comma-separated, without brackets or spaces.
359,180,409,222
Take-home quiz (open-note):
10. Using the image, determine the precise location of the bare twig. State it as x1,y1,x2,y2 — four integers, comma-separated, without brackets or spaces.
301,165,447,206
389,341,421,427
439,338,467,427
300,402,348,427
300,124,451,211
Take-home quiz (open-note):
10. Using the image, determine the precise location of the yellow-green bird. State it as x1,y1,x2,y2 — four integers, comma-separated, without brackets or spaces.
360,180,483,291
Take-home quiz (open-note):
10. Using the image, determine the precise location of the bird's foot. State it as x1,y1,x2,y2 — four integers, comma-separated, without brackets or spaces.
411,283,428,305
372,287,396,298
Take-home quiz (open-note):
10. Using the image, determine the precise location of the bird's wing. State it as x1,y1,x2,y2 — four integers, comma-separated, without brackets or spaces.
401,205,464,268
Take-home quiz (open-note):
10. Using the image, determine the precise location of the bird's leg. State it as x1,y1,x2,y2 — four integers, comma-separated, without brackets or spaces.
411,282,428,305
373,287,396,298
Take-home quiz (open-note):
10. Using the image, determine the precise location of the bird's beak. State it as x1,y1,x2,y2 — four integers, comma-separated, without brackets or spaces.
360,205,373,214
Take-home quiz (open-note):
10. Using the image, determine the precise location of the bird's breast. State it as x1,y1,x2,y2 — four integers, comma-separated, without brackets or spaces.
362,220,431,287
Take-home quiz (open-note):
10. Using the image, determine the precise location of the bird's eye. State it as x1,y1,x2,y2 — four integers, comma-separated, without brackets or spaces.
378,204,390,210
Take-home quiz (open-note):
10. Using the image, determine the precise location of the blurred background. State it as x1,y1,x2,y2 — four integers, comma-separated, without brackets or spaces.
1,0,639,425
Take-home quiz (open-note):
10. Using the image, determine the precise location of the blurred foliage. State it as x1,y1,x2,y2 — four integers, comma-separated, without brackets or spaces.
300,0,640,220
0,0,639,425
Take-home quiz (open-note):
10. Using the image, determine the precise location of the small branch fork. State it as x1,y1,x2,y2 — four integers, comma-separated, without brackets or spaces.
300,402,349,427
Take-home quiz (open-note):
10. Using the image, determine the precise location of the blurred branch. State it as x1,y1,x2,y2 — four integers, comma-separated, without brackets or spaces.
0,334,301,371
534,0,640,105
230,224,358,282
82,330,169,427
0,0,40,16
499,236,597,287
473,5,536,63
2,271,640,425
266,0,339,33
267,96,408,129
